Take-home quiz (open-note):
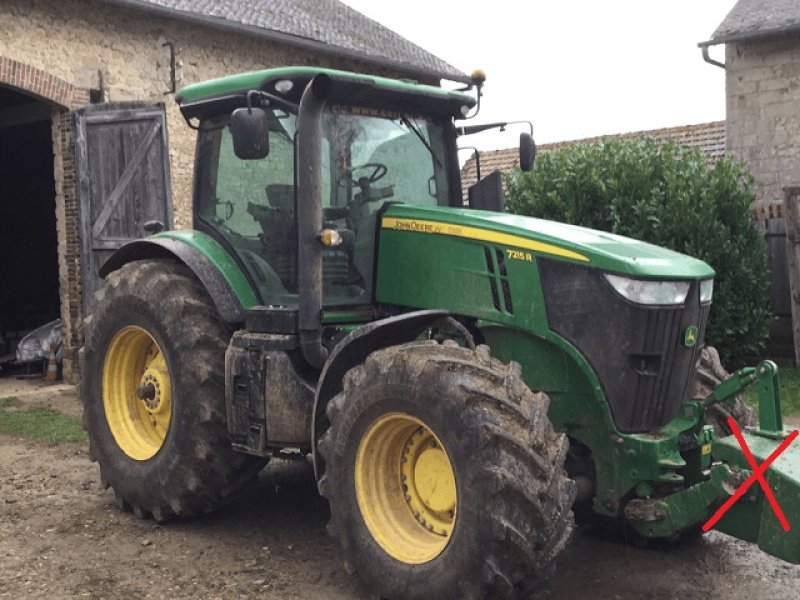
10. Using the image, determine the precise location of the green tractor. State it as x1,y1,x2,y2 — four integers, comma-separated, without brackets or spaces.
80,66,800,599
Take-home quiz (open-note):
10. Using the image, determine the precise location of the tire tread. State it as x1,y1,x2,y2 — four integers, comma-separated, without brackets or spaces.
319,342,575,599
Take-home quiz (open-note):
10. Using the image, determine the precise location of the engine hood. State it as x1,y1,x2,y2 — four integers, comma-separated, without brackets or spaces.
380,204,715,280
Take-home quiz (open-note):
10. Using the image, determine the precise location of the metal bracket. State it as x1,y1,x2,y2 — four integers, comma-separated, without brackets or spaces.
163,42,177,95
754,360,784,438
625,463,737,538
703,359,786,440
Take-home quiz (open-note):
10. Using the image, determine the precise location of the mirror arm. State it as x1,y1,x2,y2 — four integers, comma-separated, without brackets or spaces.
457,122,507,136
458,146,481,181
457,120,533,137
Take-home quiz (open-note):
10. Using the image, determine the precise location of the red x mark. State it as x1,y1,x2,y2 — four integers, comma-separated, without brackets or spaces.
703,417,799,533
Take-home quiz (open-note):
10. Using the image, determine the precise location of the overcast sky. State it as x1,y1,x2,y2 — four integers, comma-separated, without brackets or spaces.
342,0,739,152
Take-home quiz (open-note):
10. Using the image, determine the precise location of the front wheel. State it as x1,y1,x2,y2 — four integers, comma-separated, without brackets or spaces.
318,342,575,599
80,260,264,522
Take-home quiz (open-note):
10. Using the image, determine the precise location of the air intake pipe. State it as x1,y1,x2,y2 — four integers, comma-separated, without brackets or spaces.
296,74,333,369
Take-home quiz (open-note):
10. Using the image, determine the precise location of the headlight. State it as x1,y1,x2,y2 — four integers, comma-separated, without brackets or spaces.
604,274,690,305
700,279,714,303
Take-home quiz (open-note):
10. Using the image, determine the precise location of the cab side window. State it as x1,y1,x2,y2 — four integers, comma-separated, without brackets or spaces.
197,112,299,305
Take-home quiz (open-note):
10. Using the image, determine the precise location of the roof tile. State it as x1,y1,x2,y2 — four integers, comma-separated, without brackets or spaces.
709,0,800,43
461,121,726,200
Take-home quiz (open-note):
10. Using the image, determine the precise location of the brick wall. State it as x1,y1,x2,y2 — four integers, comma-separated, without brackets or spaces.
52,110,82,379
725,35,800,209
0,56,89,108
1,0,424,381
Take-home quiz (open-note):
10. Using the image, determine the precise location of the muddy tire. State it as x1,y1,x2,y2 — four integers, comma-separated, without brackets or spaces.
80,260,264,522
691,346,756,437
317,341,575,599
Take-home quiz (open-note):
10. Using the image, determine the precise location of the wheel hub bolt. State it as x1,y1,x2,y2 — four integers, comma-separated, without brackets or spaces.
136,384,157,401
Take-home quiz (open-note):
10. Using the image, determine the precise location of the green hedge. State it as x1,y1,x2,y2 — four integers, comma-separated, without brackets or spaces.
505,138,771,367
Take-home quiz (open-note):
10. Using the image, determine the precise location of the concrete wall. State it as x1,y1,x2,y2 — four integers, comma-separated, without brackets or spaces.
0,0,423,380
725,35,800,209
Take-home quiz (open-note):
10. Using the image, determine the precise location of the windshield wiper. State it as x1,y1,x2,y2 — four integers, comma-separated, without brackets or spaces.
400,116,444,169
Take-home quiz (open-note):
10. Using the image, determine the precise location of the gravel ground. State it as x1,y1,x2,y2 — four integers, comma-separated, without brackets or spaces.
1,379,799,599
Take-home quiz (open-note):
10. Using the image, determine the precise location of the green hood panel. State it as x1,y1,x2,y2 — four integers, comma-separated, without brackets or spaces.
380,205,715,279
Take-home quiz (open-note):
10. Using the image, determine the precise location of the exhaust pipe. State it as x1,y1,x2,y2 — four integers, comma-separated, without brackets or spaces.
296,75,333,369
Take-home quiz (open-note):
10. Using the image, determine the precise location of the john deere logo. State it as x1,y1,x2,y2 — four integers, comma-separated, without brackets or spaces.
684,325,699,347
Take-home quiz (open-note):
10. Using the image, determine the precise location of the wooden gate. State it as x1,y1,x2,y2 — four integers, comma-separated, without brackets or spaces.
754,216,793,359
75,103,173,315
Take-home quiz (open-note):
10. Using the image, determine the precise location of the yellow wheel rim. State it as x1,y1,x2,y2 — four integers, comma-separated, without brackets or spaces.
355,413,457,564
102,326,172,461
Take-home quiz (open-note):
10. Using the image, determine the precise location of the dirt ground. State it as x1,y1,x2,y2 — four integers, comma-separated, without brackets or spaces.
1,380,800,599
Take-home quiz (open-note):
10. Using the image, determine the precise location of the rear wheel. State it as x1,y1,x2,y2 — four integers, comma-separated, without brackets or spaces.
102,325,172,460
318,342,575,599
80,260,264,521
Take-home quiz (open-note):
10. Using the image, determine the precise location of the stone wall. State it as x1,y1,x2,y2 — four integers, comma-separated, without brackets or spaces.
0,0,427,380
1,0,418,228
725,35,800,208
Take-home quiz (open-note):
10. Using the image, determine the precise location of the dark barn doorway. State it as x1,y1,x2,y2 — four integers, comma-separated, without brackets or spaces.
0,86,60,365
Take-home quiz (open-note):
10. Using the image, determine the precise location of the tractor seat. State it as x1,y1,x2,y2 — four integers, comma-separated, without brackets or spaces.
266,184,294,213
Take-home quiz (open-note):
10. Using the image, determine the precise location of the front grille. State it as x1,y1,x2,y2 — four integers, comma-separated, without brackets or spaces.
539,259,709,433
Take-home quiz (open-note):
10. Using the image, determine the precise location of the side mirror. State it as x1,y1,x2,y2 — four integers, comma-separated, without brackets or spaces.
231,107,270,160
519,132,536,172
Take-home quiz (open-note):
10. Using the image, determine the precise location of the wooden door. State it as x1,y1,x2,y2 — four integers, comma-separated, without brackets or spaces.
75,103,173,315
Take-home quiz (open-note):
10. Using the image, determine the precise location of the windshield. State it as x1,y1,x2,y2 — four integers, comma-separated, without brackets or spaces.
320,107,451,296
322,106,450,209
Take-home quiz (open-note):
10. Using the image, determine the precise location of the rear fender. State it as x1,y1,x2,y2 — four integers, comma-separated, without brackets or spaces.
99,231,259,323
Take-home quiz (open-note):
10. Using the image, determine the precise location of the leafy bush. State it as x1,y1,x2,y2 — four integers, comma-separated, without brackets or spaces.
505,138,771,367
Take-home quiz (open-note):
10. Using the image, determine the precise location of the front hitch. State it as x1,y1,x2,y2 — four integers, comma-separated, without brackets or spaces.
627,360,800,563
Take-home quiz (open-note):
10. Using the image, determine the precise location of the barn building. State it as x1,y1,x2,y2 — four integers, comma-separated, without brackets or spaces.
0,0,466,380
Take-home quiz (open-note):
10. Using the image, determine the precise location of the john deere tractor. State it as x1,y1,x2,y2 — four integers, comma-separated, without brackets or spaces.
80,67,800,599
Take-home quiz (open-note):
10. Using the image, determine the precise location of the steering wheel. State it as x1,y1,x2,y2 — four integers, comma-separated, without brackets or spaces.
337,162,388,187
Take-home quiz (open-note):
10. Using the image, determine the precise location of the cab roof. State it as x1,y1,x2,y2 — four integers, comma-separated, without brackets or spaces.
176,66,476,120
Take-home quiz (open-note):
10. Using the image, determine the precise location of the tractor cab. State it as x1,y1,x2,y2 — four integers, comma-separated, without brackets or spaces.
178,68,472,317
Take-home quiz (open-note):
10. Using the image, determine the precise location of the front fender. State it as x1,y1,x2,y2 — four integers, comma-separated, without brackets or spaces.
311,309,449,480
99,231,259,323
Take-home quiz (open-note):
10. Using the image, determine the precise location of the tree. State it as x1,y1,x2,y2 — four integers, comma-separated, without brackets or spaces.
505,138,771,366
